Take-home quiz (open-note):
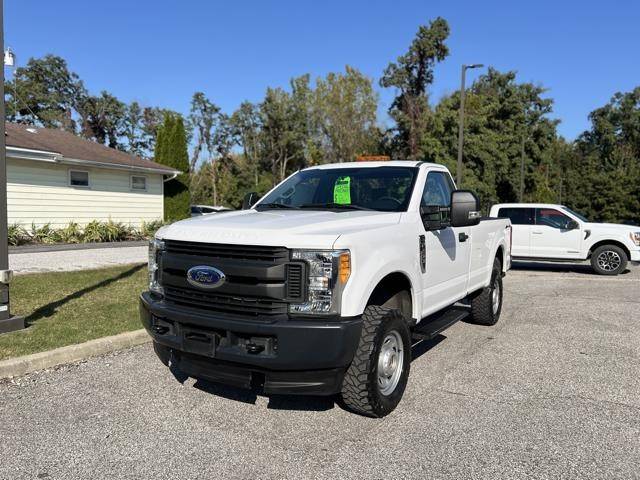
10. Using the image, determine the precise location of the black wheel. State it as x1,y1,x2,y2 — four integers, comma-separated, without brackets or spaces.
469,257,503,326
340,305,411,418
591,244,628,275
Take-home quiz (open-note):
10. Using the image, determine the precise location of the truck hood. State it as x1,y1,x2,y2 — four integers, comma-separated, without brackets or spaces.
583,222,639,234
156,209,402,249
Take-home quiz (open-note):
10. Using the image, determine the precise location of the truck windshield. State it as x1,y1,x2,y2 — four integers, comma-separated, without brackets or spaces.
561,206,589,222
257,167,418,212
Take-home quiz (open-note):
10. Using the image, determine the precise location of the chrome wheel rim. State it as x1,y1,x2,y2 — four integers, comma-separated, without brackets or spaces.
492,278,501,315
377,331,404,396
597,251,621,272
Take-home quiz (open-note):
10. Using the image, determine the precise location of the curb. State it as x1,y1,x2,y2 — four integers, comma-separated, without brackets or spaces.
0,329,151,379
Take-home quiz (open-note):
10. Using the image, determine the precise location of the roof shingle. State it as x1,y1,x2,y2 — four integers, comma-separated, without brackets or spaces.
5,122,178,174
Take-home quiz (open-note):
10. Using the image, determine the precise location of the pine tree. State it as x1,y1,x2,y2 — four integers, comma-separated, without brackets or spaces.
154,114,190,221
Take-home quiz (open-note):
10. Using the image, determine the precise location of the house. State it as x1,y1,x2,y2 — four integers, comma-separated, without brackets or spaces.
5,123,179,228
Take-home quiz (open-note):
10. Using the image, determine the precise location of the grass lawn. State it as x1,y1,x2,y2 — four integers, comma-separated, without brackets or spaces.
0,263,147,361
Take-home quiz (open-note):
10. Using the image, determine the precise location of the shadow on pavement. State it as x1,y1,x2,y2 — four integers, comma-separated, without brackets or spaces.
25,263,145,326
511,261,630,276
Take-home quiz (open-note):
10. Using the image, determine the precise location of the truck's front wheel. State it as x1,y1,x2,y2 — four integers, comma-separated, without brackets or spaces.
591,244,628,275
340,305,411,417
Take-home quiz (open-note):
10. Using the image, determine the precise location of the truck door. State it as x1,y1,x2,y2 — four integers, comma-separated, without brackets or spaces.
530,208,582,258
496,207,534,257
420,171,471,316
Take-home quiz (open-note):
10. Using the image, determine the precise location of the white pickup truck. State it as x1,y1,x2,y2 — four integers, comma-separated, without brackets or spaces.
490,203,640,275
141,161,512,417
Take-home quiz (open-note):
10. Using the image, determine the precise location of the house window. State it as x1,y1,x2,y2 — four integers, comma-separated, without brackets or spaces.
131,175,147,191
69,170,89,187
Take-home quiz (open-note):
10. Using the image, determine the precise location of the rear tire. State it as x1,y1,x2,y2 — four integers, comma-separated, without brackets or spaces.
591,244,627,275
469,257,503,326
340,305,411,418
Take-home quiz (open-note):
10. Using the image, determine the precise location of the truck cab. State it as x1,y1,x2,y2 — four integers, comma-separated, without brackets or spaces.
490,203,640,275
141,161,512,416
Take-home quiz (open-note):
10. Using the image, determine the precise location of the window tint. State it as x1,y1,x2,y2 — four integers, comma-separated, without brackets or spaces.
131,175,147,191
69,170,89,187
497,207,535,225
421,172,454,207
536,208,573,229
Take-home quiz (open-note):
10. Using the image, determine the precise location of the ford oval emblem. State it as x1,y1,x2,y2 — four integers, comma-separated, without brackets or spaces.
186,265,226,289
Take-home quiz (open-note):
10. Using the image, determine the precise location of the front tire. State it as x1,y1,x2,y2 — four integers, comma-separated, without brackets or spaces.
591,244,628,275
469,257,503,326
340,305,411,418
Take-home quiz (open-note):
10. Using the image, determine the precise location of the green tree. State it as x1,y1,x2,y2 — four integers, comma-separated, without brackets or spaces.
78,91,127,149
154,114,191,221
313,66,379,162
422,69,559,209
187,92,220,172
380,18,450,159
6,54,86,132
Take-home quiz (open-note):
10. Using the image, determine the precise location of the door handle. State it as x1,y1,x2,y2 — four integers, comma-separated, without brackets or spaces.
458,232,469,242
532,231,543,234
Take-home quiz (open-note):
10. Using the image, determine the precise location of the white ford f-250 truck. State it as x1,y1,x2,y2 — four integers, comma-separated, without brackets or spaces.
490,203,640,275
141,161,512,417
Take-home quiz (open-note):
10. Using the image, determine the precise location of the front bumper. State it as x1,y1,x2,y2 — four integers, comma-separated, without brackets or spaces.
140,292,362,395
630,249,640,263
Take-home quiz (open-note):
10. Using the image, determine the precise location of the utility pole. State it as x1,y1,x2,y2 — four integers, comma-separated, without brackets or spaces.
456,64,484,186
519,134,525,202
0,0,23,334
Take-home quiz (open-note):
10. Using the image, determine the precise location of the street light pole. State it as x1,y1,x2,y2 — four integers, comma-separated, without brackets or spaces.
456,63,484,187
0,0,23,334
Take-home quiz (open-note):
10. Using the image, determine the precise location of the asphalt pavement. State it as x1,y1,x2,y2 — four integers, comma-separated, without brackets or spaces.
1,262,638,479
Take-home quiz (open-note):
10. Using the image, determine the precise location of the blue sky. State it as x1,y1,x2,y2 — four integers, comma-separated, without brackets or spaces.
5,0,639,140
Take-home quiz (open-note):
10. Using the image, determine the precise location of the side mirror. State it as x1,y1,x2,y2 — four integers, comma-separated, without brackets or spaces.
242,192,260,210
420,205,450,231
566,220,579,230
450,190,481,227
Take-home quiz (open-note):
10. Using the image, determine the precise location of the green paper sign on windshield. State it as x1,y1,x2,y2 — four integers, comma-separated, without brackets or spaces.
333,176,351,204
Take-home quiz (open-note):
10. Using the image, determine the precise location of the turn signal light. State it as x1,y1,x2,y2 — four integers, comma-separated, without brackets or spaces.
339,253,351,284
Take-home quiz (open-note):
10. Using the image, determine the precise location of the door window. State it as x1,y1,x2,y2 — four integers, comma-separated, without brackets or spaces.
421,172,454,207
536,209,573,229
497,207,535,225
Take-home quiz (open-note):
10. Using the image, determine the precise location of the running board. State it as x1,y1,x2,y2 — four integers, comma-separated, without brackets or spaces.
411,306,470,341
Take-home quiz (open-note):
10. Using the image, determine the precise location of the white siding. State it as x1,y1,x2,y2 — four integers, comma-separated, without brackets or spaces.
7,157,164,228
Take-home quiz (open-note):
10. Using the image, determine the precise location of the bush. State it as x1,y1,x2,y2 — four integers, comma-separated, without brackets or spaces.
8,224,29,246
10,219,165,246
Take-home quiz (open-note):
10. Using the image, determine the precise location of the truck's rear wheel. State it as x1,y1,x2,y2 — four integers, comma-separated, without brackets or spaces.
591,244,628,275
469,257,503,326
340,305,411,418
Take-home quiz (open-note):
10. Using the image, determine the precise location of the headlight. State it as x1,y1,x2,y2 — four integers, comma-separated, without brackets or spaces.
148,238,165,296
289,250,350,315
631,232,640,246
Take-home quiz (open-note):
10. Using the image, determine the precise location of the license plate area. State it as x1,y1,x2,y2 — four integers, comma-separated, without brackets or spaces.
182,327,218,357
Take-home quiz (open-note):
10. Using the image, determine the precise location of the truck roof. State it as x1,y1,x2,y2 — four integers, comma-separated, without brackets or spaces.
306,160,443,170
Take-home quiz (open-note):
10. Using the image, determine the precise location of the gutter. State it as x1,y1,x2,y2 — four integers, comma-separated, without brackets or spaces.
6,146,180,176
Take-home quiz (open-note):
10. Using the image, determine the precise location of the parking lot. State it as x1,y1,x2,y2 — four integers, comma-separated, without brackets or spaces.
1,263,638,479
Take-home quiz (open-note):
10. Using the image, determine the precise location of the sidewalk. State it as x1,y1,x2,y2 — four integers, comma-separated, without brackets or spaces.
10,243,147,274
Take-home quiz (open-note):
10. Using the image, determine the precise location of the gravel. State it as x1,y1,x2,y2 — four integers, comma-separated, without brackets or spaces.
0,262,638,479
9,246,147,274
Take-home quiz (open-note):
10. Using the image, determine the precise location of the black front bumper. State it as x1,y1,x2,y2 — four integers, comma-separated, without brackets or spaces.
140,292,362,395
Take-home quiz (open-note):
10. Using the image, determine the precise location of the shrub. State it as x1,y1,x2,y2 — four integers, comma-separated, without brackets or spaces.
30,223,58,244
57,221,83,244
140,219,165,239
8,223,29,246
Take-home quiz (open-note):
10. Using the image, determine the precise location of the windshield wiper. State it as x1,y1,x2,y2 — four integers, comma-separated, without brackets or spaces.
256,203,299,210
299,203,374,211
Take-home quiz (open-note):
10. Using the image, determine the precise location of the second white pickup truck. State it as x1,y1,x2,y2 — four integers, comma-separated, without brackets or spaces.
141,161,512,417
490,203,640,275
